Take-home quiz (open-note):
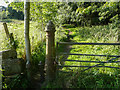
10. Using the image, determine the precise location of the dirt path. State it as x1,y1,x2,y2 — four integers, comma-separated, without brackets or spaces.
62,44,72,62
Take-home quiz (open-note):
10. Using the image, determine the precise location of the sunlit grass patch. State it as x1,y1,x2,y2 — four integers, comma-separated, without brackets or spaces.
59,24,120,81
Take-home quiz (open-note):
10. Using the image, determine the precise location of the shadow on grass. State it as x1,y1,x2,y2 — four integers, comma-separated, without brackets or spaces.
49,24,120,88
43,69,120,88
0,19,13,23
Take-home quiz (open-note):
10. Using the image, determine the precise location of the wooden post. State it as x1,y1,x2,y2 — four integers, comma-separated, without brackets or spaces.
3,23,10,38
45,21,56,82
9,33,16,50
3,23,16,50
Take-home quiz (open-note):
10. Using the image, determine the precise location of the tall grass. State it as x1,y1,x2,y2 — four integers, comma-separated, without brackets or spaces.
55,23,120,88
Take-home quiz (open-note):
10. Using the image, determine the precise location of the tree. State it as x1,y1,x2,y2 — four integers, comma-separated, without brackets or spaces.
24,0,31,81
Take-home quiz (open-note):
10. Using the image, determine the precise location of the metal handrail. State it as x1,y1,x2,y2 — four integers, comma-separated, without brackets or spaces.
58,42,120,45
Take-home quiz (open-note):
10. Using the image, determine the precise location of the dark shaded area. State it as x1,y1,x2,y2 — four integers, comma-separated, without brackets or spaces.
7,7,24,20
0,19,12,22
60,2,119,26
41,69,120,88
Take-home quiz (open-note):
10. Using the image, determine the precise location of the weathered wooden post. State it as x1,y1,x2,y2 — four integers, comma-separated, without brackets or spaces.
45,21,56,82
3,23,16,50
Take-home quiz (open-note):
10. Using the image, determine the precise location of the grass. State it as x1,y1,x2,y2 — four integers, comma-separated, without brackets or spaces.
1,19,120,88
0,19,46,57
53,23,120,88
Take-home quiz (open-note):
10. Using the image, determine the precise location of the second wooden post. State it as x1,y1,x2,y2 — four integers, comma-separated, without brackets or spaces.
45,21,56,82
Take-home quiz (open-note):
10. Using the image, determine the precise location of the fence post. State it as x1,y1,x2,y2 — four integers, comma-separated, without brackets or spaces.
3,23,16,50
45,21,56,82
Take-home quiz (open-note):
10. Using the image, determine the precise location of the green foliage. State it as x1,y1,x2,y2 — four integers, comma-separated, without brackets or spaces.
8,2,120,26
4,4,24,20
9,2,59,30
30,2,58,25
0,11,7,19
32,41,46,65
98,2,119,23
9,2,24,12
74,2,120,25
5,74,30,88
56,2,73,24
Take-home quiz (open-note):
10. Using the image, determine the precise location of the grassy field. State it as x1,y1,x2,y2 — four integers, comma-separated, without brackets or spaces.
0,19,46,57
62,24,119,73
49,23,120,88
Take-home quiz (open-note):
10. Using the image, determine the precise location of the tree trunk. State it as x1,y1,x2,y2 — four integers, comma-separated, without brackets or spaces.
24,0,31,81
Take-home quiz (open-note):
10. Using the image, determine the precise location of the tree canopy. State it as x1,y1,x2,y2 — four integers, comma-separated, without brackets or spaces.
8,2,120,26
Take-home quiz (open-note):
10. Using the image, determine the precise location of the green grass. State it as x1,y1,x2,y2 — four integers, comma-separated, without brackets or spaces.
54,23,120,88
0,19,46,57
1,19,120,88
64,24,119,72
